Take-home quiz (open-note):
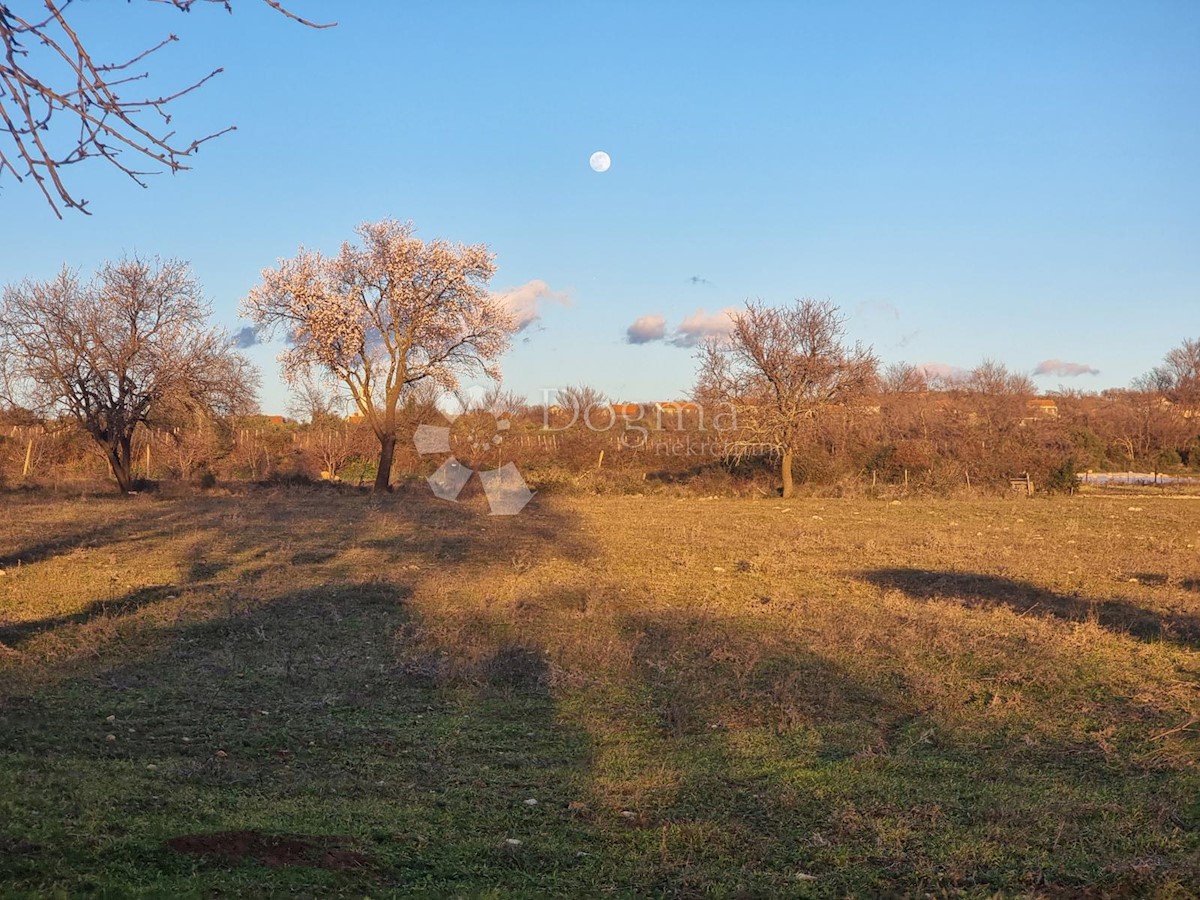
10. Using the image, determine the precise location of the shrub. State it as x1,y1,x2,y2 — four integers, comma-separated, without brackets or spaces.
1045,456,1081,494
1155,448,1182,471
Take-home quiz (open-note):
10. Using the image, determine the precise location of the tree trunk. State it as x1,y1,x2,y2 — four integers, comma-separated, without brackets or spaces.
780,447,794,499
374,433,397,493
106,437,134,493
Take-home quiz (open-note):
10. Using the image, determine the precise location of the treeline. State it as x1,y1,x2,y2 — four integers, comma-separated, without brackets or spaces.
2,371,1197,496
2,235,1197,498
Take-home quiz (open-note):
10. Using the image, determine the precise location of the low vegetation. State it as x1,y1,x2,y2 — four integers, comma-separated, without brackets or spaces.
2,487,1198,895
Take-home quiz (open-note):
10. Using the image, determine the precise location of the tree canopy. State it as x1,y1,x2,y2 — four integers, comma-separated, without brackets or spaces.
242,219,516,492
695,298,877,498
0,256,258,490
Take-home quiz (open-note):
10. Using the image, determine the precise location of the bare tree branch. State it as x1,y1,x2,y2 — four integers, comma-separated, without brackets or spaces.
0,1,333,217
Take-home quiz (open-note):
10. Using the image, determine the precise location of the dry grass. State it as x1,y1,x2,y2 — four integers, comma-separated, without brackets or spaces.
1,485,1198,896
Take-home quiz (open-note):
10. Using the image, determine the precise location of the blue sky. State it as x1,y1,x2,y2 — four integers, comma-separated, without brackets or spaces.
2,0,1197,412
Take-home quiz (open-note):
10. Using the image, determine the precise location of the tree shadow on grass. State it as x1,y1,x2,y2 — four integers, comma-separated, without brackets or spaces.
0,584,180,647
353,483,595,569
0,509,189,571
594,607,995,894
0,581,604,894
591,604,1200,894
0,488,606,894
859,568,1200,648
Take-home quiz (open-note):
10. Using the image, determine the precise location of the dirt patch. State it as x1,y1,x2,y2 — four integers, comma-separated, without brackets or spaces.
164,830,371,871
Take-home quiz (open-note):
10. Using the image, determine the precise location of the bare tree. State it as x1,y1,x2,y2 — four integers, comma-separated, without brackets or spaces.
881,362,929,394
287,371,347,426
242,219,516,492
961,358,1035,433
1135,338,1200,415
0,1,332,217
554,384,609,422
965,359,1035,397
0,257,259,491
696,299,877,498
480,384,527,419
306,422,370,481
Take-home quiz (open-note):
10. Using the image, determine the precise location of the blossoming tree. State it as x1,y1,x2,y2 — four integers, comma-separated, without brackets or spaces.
242,220,515,492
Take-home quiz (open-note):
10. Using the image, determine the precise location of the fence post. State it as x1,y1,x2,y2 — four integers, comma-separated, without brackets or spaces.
22,438,33,477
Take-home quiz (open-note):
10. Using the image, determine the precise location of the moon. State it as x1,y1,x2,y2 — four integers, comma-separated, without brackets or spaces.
589,150,611,173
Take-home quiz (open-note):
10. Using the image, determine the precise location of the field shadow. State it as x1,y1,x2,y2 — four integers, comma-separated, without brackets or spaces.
579,606,948,893
340,483,595,570
0,580,601,892
0,487,604,893
0,584,179,647
620,607,891,738
860,568,1200,648
0,511,188,571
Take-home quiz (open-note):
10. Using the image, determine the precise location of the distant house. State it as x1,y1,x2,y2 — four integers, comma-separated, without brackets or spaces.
1025,398,1059,418
610,403,642,419
655,401,700,416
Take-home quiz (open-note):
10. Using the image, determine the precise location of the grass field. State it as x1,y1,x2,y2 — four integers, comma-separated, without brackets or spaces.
1,486,1198,896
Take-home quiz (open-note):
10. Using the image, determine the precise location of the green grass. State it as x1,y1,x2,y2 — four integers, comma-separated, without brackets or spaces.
1,487,1198,896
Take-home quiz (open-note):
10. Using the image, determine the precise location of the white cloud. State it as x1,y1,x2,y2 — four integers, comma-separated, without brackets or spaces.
1034,359,1099,378
491,280,571,332
624,306,739,348
626,314,667,344
670,306,738,348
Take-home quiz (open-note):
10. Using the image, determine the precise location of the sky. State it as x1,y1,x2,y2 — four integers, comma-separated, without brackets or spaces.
1,0,1197,413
